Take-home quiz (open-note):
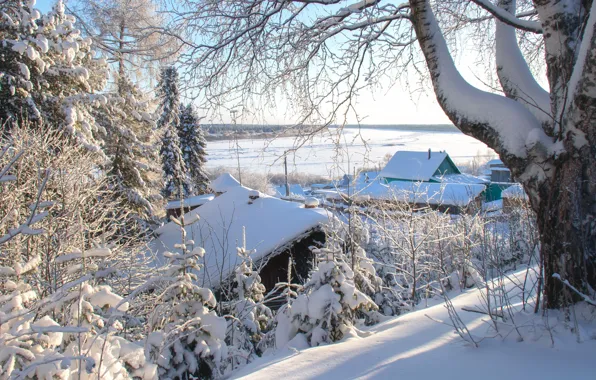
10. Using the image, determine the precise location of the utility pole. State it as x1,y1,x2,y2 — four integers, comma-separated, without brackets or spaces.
231,109,242,186
284,151,289,197
350,165,356,270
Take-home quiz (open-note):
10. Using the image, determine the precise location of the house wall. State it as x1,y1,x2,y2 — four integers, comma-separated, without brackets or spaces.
485,183,513,202
434,158,459,176
166,204,200,219
491,170,511,183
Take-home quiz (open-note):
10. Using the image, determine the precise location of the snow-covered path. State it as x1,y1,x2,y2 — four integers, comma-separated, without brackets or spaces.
233,271,596,379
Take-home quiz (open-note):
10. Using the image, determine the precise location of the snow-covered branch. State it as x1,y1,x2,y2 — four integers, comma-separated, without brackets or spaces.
409,0,551,163
552,274,596,306
495,0,551,127
470,0,542,33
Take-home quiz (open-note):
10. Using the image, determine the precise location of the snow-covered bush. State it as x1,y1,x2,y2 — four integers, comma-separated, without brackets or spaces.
0,135,157,379
325,217,402,320
275,250,376,348
145,213,227,379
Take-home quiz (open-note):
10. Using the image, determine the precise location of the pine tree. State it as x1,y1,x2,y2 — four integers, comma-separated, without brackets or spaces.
156,66,191,199
178,104,210,194
0,0,108,150
156,66,180,132
160,126,191,200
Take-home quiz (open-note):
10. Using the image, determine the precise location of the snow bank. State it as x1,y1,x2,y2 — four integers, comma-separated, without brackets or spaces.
233,268,596,379
353,180,485,207
165,194,215,210
274,184,305,198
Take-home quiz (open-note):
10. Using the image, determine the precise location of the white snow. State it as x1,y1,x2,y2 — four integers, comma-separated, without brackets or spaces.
380,151,452,181
165,194,215,210
433,173,489,185
357,180,485,207
152,186,334,289
210,173,241,193
495,9,551,126
501,183,528,200
317,178,486,207
233,268,596,379
274,184,305,198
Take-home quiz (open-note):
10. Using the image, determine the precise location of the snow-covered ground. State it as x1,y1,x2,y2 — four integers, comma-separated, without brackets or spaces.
233,269,596,380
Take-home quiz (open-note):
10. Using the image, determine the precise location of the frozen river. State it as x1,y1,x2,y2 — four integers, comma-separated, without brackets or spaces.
205,125,494,178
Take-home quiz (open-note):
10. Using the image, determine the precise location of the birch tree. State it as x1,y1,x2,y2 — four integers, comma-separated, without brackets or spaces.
167,0,595,308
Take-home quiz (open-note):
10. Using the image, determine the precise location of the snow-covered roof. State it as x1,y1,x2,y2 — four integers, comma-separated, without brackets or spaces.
487,158,505,167
501,184,528,200
210,173,241,193
380,151,458,181
355,180,485,207
274,184,305,198
153,186,333,289
165,194,215,210
432,173,489,185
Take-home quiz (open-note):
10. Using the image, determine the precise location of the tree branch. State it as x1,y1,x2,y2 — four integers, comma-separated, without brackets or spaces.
469,0,543,33
495,0,552,128
409,0,550,166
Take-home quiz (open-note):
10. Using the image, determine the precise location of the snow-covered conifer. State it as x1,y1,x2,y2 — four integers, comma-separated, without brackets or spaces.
275,245,376,348
146,214,227,378
226,229,273,369
0,0,108,150
156,66,180,132
160,125,192,199
156,66,191,199
95,75,161,217
178,104,210,194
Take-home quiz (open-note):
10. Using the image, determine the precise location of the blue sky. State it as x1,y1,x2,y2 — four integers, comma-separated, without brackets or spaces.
37,0,53,13
31,0,547,126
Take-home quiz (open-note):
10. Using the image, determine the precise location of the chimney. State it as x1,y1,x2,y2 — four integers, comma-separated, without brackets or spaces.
305,197,320,209
428,148,431,160
248,190,260,204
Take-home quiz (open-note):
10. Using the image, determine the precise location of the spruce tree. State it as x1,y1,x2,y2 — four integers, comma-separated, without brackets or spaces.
146,216,228,378
226,231,273,369
178,104,210,194
0,0,108,149
156,66,191,199
95,75,160,217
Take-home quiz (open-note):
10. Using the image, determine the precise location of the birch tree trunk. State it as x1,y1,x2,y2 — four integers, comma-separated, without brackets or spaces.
410,0,596,307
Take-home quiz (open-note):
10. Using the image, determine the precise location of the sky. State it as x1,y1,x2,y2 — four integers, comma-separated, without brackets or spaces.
35,0,547,126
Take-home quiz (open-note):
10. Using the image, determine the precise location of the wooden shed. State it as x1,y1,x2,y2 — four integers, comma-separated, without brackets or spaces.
153,186,332,299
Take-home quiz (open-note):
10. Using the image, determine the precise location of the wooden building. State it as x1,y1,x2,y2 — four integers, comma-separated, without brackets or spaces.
153,186,332,299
